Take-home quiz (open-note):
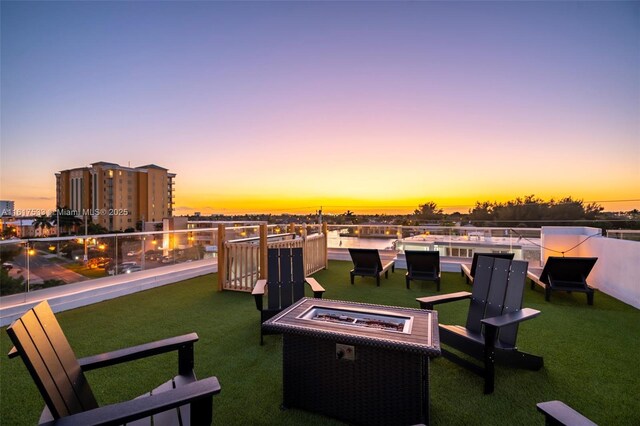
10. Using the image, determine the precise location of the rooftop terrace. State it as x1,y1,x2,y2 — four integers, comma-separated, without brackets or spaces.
2,260,638,425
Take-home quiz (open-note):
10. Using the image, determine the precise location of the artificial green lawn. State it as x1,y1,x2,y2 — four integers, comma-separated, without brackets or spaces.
1,260,638,425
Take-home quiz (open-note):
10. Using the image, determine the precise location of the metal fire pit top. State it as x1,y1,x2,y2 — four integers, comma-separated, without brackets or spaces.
298,306,414,334
263,298,440,356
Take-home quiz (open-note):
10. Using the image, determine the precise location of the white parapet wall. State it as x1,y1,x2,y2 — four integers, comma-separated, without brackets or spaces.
0,259,217,327
541,226,639,309
582,237,640,309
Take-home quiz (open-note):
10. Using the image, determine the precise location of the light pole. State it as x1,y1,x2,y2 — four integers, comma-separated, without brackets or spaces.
25,241,30,297
56,209,60,257
83,215,88,264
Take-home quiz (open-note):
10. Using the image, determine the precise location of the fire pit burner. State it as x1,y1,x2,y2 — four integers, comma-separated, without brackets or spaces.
298,306,413,334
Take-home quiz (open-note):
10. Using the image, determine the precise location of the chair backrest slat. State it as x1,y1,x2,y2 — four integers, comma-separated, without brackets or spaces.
466,256,495,333
499,260,528,347
484,258,511,320
291,248,305,302
267,249,281,310
6,301,98,419
266,248,306,310
279,249,293,308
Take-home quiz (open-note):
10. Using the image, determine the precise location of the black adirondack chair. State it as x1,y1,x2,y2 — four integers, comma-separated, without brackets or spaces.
460,252,515,284
348,248,395,286
417,256,543,394
405,250,441,291
6,300,221,425
530,257,597,305
252,247,325,345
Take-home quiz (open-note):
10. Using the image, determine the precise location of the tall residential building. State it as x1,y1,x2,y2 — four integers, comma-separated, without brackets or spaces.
55,162,175,231
0,200,15,217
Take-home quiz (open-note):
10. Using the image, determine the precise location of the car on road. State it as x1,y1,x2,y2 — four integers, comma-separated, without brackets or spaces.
2,262,14,271
123,265,143,274
107,261,139,275
145,250,162,261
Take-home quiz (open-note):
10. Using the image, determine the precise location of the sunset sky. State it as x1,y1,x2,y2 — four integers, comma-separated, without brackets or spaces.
1,1,638,215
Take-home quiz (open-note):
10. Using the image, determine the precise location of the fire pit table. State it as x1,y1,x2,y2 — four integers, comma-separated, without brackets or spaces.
263,297,440,425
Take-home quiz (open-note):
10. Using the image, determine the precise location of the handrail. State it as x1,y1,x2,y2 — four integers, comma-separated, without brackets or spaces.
228,233,296,244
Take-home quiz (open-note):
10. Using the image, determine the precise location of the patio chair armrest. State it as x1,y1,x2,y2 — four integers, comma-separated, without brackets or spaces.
481,308,540,329
252,279,268,311
39,376,222,426
536,401,597,426
382,261,395,273
417,291,471,310
252,279,268,296
8,346,19,359
305,277,326,298
527,271,544,287
79,333,199,372
461,264,473,281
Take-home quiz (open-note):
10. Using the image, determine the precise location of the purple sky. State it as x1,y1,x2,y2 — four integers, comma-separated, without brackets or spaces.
1,1,638,214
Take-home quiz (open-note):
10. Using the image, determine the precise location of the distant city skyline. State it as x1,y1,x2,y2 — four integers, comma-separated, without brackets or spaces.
1,1,638,215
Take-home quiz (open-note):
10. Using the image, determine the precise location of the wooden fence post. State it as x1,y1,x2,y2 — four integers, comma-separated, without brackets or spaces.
217,224,226,291
322,222,328,269
259,223,268,280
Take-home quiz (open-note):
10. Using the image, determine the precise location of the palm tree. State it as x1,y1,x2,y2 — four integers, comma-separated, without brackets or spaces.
50,207,82,236
32,214,52,236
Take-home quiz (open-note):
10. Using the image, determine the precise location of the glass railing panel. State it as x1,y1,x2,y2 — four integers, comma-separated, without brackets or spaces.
326,225,397,250
0,228,224,300
226,225,260,242
606,230,640,242
1,240,27,296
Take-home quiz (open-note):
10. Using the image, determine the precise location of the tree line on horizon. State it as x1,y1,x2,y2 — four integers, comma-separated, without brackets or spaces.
413,195,607,226
197,195,638,230
2,196,637,240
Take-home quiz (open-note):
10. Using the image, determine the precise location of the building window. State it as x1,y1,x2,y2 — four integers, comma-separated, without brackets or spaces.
445,247,473,258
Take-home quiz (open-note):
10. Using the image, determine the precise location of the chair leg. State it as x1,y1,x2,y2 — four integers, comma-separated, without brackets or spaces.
436,278,441,292
191,394,214,425
545,285,551,302
406,277,410,289
350,272,354,285
483,326,498,394
587,292,594,305
377,275,381,286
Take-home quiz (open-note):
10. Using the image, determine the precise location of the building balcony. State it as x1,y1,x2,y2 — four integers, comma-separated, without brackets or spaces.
1,224,638,425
